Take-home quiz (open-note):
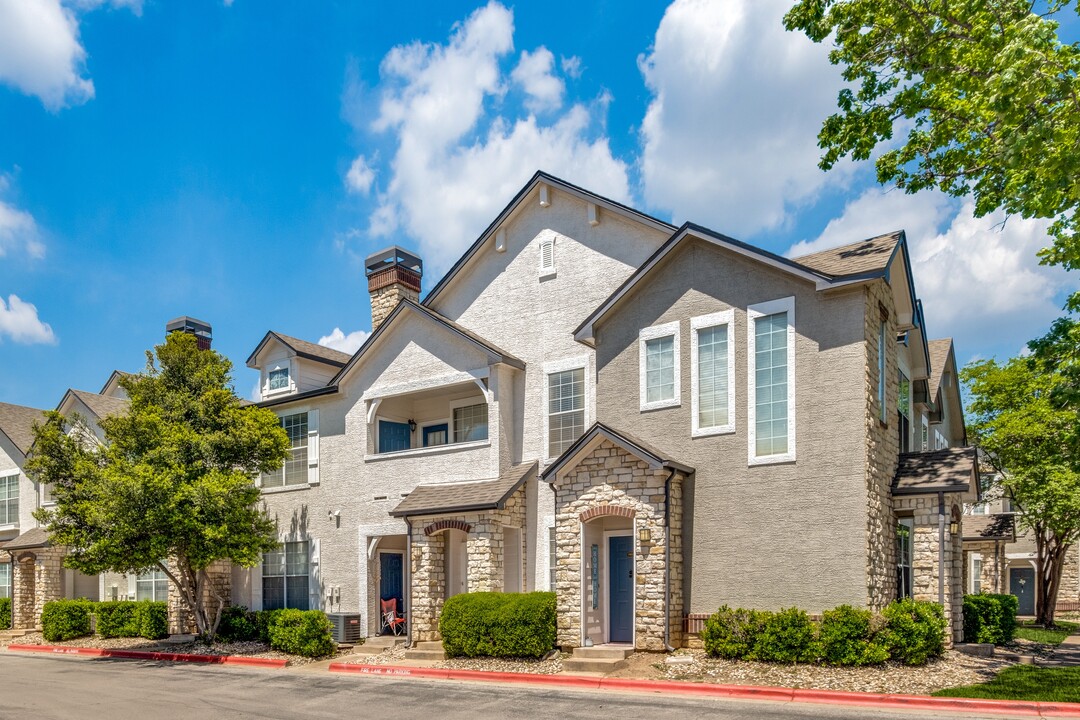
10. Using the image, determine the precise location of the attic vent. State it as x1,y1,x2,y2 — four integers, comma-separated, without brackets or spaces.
539,237,555,276
373,495,388,501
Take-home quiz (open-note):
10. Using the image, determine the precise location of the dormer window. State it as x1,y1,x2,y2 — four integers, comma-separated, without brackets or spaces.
268,367,290,392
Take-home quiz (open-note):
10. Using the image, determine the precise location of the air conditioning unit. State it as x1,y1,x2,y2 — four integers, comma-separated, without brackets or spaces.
327,613,364,643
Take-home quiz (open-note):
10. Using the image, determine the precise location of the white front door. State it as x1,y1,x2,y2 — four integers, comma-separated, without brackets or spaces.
444,529,468,598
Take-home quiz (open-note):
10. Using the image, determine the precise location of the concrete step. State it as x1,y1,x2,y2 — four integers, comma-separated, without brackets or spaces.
365,635,407,648
403,641,445,662
572,645,633,660
0,629,31,640
563,656,627,674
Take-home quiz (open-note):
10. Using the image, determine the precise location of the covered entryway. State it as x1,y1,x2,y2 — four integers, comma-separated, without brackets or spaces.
443,529,468,599
580,509,635,646
1011,566,1036,616
378,551,404,634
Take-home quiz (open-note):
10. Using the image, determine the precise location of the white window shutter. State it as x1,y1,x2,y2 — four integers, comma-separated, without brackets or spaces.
307,409,320,486
308,539,321,611
251,560,263,611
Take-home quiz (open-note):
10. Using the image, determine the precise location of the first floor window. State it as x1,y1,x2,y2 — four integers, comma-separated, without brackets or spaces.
0,474,18,525
971,555,982,594
0,562,10,599
263,541,309,610
896,519,913,599
549,527,557,591
548,368,585,457
136,569,169,602
453,402,488,443
263,412,308,487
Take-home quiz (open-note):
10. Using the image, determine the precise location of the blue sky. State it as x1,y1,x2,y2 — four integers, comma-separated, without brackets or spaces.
0,0,1075,410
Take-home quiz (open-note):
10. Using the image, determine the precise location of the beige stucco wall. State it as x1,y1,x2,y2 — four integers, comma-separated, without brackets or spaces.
592,238,869,615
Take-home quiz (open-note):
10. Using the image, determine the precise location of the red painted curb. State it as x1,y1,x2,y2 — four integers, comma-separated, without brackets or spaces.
7,644,287,669
328,663,1080,717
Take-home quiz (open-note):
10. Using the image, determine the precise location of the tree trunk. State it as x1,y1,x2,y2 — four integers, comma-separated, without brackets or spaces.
1036,528,1069,627
157,556,220,641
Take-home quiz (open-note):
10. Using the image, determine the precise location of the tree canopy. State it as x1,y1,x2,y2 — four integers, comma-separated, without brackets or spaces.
784,0,1080,281
28,331,289,638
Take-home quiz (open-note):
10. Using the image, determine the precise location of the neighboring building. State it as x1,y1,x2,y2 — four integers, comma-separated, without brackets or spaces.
242,171,976,647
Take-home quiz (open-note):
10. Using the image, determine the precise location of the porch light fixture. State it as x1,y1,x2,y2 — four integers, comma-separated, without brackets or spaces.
949,520,960,535
638,527,651,543
408,419,417,432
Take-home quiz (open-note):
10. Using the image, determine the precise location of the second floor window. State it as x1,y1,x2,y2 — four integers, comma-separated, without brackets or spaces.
0,474,17,526
692,311,734,435
878,320,887,422
453,403,488,443
639,322,680,411
268,367,290,392
548,368,585,457
263,541,309,610
263,412,308,488
136,569,170,602
898,370,911,453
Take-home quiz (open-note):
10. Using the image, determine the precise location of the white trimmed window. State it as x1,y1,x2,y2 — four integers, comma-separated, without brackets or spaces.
748,298,795,464
268,367,289,392
897,519,914,599
0,562,10,599
548,368,585,457
262,541,310,610
691,311,735,437
921,415,929,452
548,527,557,591
136,569,169,601
263,412,309,488
935,429,948,450
0,474,17,526
452,402,489,443
971,554,983,594
639,321,680,411
898,369,911,452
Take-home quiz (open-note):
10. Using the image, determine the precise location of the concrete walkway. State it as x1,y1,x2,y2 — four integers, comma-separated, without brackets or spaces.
1043,630,1080,667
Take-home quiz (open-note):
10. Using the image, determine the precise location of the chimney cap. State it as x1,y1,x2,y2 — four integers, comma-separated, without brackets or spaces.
165,316,213,338
365,246,423,277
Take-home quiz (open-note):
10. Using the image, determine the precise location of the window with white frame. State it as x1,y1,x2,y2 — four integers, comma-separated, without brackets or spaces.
898,370,911,453
971,554,982,594
548,368,585,457
262,412,308,488
452,402,488,443
41,480,54,506
897,519,914,599
877,319,887,423
549,527,557,591
921,416,929,452
970,503,989,516
0,562,10,599
0,474,17,526
748,298,795,463
639,322,680,410
262,541,309,610
136,569,170,601
691,311,735,436
539,237,555,276
934,428,948,450
268,367,290,392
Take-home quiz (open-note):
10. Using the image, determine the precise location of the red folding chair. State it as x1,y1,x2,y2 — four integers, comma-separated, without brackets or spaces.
381,597,407,636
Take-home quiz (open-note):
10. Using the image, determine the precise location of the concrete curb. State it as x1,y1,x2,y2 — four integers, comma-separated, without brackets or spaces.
327,663,1080,717
7,643,288,669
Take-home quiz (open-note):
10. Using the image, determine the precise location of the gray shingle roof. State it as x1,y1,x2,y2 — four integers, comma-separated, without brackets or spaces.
271,333,353,366
0,401,47,456
0,527,50,551
69,390,129,420
390,462,537,517
792,231,902,278
893,446,978,495
542,422,694,482
962,513,1016,542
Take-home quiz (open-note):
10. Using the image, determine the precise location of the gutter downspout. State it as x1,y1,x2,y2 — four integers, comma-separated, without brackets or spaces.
663,468,677,653
937,492,945,606
404,516,413,649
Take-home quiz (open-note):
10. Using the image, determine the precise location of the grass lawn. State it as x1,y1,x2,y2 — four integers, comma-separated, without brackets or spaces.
1014,620,1079,645
933,666,1080,702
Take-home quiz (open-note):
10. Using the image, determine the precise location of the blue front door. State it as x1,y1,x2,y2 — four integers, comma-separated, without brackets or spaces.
379,552,404,633
378,420,411,453
609,535,634,643
1011,567,1036,616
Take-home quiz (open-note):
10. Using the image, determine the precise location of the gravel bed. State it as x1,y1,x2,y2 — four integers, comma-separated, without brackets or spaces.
608,649,1014,695
1,632,350,666
344,645,565,674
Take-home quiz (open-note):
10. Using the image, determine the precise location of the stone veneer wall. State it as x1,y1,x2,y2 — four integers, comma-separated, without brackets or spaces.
554,439,684,652
864,281,899,609
167,559,232,635
965,540,1007,595
10,548,65,629
407,484,528,642
1059,543,1079,603
370,283,419,331
894,495,965,643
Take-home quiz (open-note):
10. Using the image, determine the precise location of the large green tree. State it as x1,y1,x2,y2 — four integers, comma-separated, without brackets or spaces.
784,0,1080,283
962,326,1080,626
27,332,289,639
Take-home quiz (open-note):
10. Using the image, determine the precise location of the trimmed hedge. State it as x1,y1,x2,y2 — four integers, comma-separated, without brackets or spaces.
96,601,140,638
41,599,95,641
255,608,285,644
0,597,10,630
701,599,946,667
135,601,169,640
963,593,1019,645
218,605,259,642
440,591,556,659
266,609,336,658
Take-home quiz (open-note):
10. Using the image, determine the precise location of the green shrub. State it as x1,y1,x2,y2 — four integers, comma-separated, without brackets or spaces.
752,607,819,664
134,601,169,640
266,609,336,658
0,597,11,630
819,605,889,666
217,605,258,642
701,606,771,660
41,600,95,641
440,591,556,659
255,609,285,644
95,601,140,638
963,594,1018,645
882,598,947,665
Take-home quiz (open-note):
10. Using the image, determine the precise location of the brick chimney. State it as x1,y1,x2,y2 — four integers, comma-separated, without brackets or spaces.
366,246,423,331
166,316,213,350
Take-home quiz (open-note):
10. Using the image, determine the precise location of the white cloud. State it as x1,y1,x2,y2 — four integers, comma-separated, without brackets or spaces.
346,155,375,195
511,47,564,112
638,0,849,236
0,294,56,344
560,55,582,79
0,197,45,259
67,0,143,13
318,327,369,354
349,1,630,274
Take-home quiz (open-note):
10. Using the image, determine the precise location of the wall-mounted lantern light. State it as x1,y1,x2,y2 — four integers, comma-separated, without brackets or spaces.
638,526,651,543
